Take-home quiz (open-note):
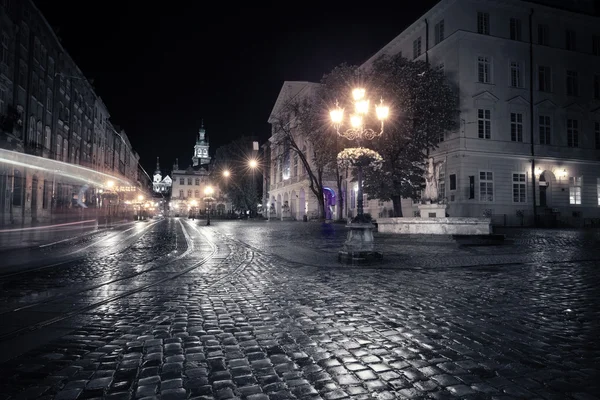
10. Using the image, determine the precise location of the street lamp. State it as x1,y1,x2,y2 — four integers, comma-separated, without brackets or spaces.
248,159,258,169
330,87,389,264
330,87,389,220
223,170,230,178
204,186,214,226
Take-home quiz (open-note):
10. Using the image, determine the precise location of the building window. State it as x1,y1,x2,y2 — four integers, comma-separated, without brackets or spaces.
567,119,579,147
187,189,192,198
595,122,600,149
538,66,552,92
538,24,549,45
539,115,551,145
477,12,489,35
434,20,444,44
413,37,422,59
594,35,600,56
449,174,456,191
510,112,523,142
179,190,183,198
510,18,522,41
566,70,579,96
195,190,199,198
187,178,192,185
569,176,582,205
479,171,493,202
510,61,522,87
512,173,526,203
0,32,8,65
565,29,576,51
594,74,600,100
478,109,491,139
18,60,27,88
477,56,491,83
179,178,184,184
46,89,53,112
195,178,200,185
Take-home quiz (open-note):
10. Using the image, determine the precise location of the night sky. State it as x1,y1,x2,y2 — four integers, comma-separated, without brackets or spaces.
33,1,440,177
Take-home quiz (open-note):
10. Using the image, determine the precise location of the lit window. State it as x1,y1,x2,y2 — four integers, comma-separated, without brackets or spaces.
569,176,582,205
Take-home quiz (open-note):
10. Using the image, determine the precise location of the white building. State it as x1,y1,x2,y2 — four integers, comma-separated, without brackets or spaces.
268,0,600,227
360,0,600,226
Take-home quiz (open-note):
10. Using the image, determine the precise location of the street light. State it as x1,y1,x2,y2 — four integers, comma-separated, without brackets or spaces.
330,87,389,264
330,87,389,220
204,186,214,226
223,170,230,178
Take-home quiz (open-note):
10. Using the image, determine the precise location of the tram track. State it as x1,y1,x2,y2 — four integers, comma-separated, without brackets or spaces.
0,219,230,343
0,219,162,280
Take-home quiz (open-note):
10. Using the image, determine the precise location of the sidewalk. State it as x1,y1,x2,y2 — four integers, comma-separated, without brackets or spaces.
212,220,600,269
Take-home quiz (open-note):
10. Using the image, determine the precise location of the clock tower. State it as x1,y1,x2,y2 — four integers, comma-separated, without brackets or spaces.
192,120,211,167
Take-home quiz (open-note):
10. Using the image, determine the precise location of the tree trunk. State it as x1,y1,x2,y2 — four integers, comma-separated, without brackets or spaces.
316,169,326,220
336,169,344,221
391,194,403,217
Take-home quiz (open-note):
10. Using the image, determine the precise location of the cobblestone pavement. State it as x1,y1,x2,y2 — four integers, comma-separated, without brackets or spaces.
0,219,598,400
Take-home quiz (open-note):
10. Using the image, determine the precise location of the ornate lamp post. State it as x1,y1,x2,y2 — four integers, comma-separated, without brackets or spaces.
330,88,389,221
330,88,389,264
204,186,214,226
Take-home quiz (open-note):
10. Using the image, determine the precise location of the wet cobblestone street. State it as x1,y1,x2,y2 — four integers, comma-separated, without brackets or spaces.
0,219,598,400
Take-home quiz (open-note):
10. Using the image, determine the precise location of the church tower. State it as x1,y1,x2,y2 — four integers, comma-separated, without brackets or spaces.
192,120,211,167
153,157,162,183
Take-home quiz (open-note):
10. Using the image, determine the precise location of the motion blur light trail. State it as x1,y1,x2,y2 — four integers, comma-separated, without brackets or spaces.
0,219,97,233
0,148,132,188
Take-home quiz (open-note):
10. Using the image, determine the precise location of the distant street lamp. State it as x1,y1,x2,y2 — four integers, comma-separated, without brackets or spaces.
204,186,214,226
248,159,258,169
330,87,389,264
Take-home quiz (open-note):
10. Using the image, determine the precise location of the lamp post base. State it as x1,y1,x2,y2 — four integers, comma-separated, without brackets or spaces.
338,222,383,265
338,249,383,265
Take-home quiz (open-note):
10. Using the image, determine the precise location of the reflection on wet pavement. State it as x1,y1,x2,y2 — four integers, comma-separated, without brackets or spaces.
0,219,598,399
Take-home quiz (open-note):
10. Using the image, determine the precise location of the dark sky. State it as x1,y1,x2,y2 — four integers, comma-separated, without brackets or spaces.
33,1,440,177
